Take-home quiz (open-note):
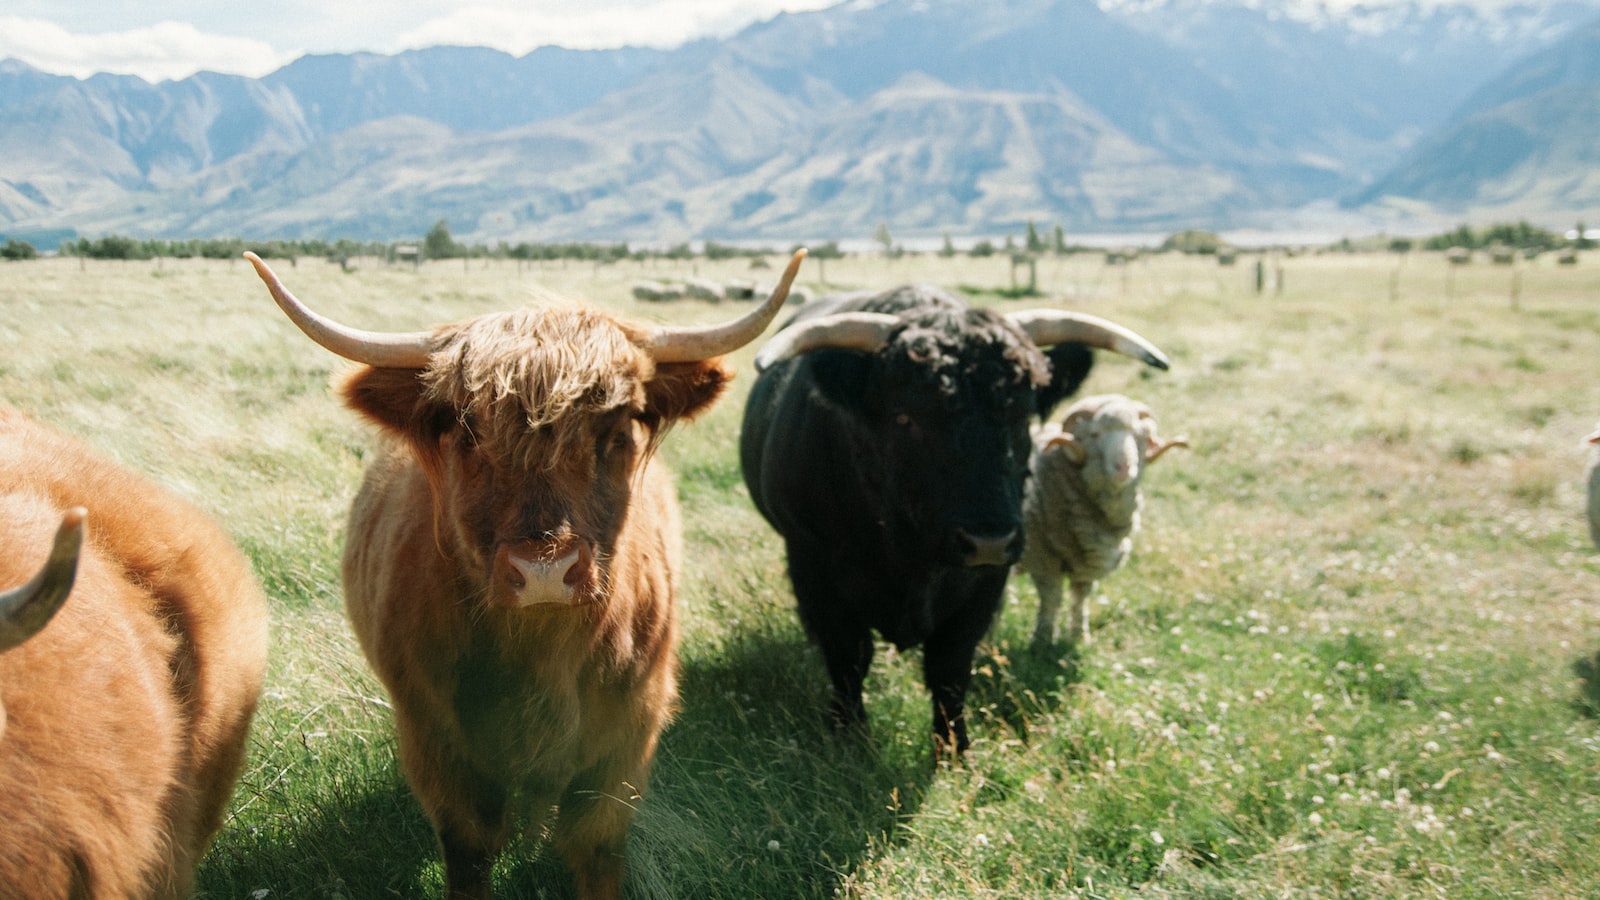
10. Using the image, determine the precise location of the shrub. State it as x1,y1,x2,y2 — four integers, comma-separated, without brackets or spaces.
0,239,37,260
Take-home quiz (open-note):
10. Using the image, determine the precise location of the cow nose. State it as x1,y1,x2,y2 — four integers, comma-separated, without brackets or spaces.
955,527,1019,568
494,540,591,607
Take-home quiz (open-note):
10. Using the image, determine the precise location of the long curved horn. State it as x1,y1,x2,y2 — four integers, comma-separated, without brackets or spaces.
647,249,807,363
244,252,435,369
0,508,85,653
1007,309,1170,370
753,311,901,372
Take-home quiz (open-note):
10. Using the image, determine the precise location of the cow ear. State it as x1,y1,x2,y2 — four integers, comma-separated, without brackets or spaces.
1036,343,1094,421
809,351,871,405
337,366,455,443
644,359,734,425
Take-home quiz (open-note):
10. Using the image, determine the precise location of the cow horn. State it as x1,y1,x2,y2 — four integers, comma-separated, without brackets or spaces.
244,252,435,369
647,249,807,363
1006,309,1170,370
753,311,901,372
0,508,85,653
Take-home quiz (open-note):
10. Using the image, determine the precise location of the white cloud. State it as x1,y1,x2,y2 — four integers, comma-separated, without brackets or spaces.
0,16,289,81
394,0,831,53
0,2,835,81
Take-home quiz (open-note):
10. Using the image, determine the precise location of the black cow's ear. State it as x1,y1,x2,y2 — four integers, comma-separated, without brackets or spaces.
645,359,734,425
808,351,871,405
1037,343,1095,421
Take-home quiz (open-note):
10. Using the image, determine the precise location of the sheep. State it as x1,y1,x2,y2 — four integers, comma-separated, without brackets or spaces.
1020,394,1187,648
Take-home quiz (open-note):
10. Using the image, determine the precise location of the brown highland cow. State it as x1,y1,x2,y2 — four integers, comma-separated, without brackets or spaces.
246,249,803,899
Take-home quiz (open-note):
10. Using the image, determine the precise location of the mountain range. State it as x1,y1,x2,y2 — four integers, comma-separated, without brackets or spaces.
2,0,1598,245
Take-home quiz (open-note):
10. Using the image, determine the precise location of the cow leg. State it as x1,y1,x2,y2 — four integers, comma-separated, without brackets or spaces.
818,628,875,736
434,777,512,900
786,540,875,736
922,580,1006,758
1029,566,1064,648
439,823,500,900
1066,580,1094,646
552,768,637,900
397,733,510,900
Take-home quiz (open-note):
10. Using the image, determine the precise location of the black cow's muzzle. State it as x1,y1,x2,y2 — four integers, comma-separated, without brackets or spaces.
954,526,1021,568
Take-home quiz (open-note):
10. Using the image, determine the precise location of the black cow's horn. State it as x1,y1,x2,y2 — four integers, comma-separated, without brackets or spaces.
1006,309,1170,370
0,508,85,653
753,311,901,372
246,252,436,369
648,249,807,363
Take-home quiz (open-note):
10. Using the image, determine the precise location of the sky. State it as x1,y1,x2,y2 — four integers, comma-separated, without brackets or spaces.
0,0,838,83
0,0,1543,83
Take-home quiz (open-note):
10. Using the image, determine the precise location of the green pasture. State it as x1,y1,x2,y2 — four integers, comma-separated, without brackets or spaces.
3,248,1599,897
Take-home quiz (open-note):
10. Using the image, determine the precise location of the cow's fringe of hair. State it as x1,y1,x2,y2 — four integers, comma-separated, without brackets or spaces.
424,306,653,473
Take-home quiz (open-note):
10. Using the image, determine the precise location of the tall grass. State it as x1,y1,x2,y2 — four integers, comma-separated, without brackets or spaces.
3,249,1600,897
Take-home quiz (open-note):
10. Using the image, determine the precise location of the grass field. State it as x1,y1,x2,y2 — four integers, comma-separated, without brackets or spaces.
4,248,1600,898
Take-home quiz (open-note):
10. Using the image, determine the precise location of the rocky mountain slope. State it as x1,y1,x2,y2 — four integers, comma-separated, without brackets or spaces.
2,0,1596,242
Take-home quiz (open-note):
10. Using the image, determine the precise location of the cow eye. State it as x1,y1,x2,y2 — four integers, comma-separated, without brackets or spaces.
452,412,482,448
600,422,635,461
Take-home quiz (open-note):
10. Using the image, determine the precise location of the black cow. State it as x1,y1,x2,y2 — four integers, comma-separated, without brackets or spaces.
740,285,1168,755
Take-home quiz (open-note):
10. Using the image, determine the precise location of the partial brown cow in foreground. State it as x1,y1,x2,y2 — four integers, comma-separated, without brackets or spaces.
246,249,804,900
0,407,270,898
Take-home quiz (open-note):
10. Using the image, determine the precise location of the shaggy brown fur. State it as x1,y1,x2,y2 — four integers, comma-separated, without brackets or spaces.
327,304,731,900
0,407,270,899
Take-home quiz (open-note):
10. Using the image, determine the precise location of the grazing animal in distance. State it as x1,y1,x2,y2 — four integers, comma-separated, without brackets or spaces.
0,407,270,898
740,284,1169,756
1020,394,1188,648
246,249,804,900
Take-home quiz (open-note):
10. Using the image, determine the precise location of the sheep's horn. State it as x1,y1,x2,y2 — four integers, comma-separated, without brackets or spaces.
1146,435,1190,463
648,249,806,363
0,508,85,653
1006,310,1170,370
1044,433,1087,466
245,252,435,369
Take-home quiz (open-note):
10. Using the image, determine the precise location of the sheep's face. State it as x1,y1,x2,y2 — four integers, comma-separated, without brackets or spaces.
1073,401,1148,487
1050,395,1187,492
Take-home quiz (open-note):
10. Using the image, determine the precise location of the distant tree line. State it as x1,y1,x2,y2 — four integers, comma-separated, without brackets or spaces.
1,239,37,260
56,236,389,261
1421,220,1575,252
7,216,1594,265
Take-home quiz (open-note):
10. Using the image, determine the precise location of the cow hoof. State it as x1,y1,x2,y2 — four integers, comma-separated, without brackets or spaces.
932,733,969,766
